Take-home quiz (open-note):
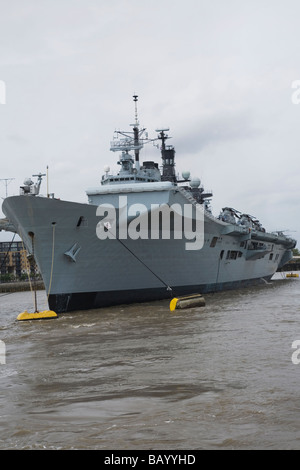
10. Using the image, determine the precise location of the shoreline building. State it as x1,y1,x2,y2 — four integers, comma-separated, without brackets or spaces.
0,241,30,278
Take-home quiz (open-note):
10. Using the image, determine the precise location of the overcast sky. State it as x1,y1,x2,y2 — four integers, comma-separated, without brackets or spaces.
0,0,300,245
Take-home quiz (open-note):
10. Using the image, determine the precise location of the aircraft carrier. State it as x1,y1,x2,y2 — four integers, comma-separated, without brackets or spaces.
1,96,296,313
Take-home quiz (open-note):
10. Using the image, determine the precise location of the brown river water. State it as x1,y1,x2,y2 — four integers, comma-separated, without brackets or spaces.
0,272,300,450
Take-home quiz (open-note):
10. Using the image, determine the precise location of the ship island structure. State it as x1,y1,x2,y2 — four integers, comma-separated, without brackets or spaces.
0,96,296,313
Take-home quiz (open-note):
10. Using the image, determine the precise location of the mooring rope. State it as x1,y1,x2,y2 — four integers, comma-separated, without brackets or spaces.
20,237,34,297
105,225,173,296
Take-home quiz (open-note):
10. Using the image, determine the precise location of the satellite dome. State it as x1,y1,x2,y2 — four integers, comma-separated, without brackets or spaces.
190,177,201,188
23,178,33,186
104,165,110,173
182,171,190,180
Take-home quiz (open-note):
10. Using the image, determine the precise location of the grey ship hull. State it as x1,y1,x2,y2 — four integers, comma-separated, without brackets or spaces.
2,188,295,313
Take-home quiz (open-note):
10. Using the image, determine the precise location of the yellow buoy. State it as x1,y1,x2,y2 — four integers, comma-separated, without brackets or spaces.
170,297,179,311
17,310,58,321
170,293,205,311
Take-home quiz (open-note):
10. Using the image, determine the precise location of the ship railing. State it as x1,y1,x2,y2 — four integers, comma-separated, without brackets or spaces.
110,139,143,152
177,187,218,223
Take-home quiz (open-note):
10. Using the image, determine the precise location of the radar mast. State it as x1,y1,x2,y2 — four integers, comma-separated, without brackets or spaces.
156,128,176,182
132,94,140,170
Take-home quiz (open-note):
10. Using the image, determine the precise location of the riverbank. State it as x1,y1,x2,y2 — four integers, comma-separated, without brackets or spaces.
0,280,44,293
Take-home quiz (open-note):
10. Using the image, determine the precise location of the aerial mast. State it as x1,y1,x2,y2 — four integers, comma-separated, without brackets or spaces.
0,178,15,198
132,94,140,170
